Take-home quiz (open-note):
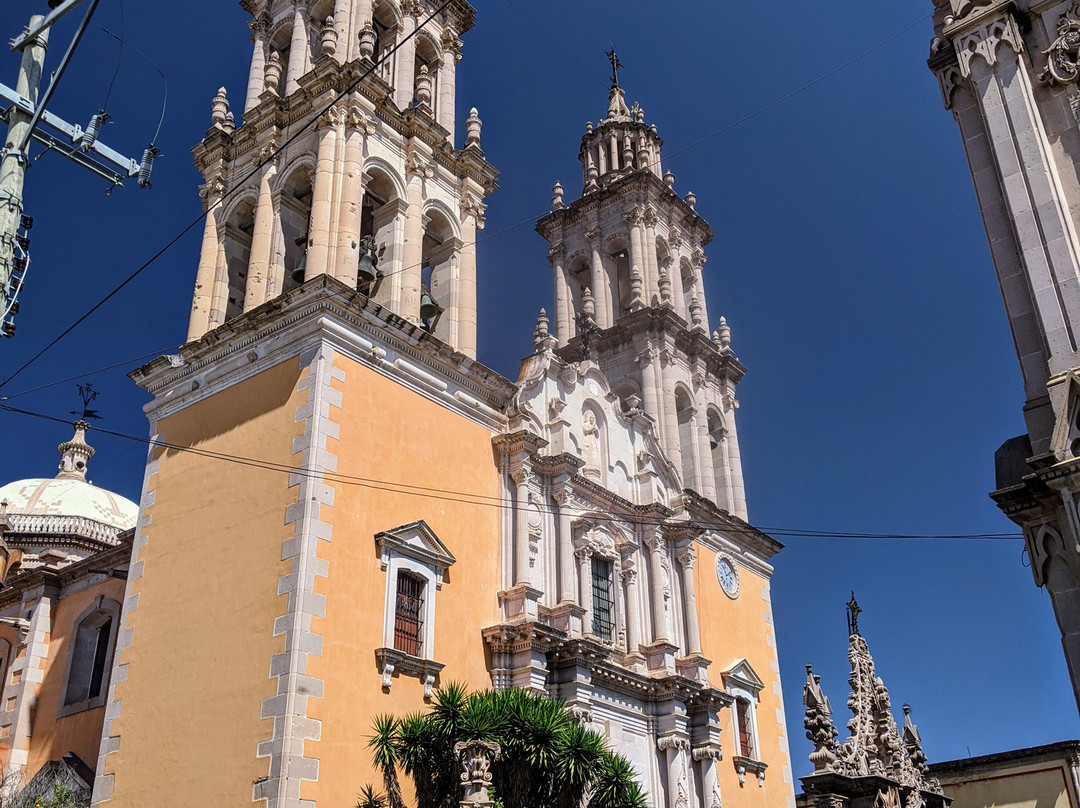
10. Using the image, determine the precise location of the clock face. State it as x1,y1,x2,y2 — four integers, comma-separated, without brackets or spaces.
716,555,740,599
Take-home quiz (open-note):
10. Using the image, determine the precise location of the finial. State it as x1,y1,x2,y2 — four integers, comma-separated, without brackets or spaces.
358,23,376,60
223,111,235,134
415,65,432,110
658,271,672,306
465,108,482,150
633,104,645,123
582,287,596,320
605,45,623,87
689,297,703,329
718,316,731,348
533,308,550,352
846,591,862,636
321,15,338,58
803,664,839,772
664,170,675,189
586,121,594,133
552,181,565,210
211,88,230,128
57,420,95,482
684,191,697,210
264,51,283,94
630,268,644,310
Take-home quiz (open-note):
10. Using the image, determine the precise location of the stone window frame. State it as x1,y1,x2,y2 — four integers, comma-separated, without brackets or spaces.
57,596,121,718
722,659,768,787
375,520,454,695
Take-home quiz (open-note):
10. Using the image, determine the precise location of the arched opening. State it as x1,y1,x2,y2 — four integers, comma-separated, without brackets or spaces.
567,254,589,333
267,23,292,99
422,207,457,338
608,237,631,317
414,33,440,114
361,166,404,305
222,197,256,321
612,378,641,414
277,163,314,294
309,0,335,64
707,408,727,509
675,387,695,488
680,257,695,317
372,1,400,85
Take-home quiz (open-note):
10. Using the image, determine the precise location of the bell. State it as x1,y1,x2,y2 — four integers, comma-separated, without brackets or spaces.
291,251,307,284
357,236,378,288
419,288,442,321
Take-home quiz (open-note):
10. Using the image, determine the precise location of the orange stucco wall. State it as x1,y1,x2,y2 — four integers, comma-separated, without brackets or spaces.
695,546,793,807
941,766,1073,808
304,354,503,806
26,578,126,776
103,359,306,807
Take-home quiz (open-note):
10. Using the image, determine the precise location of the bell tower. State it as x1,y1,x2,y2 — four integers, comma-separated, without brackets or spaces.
185,0,496,358
536,56,748,518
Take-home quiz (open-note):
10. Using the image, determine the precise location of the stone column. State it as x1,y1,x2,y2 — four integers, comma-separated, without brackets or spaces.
438,29,460,140
693,747,724,808
676,543,701,655
586,226,610,328
188,175,227,340
550,244,569,346
245,150,279,311
577,546,592,623
645,531,669,642
643,207,659,305
695,392,717,503
5,587,54,778
285,0,311,96
625,208,644,308
691,249,709,329
554,487,575,602
334,107,369,284
458,192,482,358
512,467,532,587
725,393,747,519
305,108,341,280
346,0,372,61
657,735,690,808
244,13,270,114
401,155,427,324
622,561,641,654
395,6,418,110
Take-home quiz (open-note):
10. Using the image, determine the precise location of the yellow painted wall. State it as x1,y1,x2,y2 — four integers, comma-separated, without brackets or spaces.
0,624,18,763
695,546,792,807
304,354,503,806
940,766,1072,808
102,359,306,807
26,578,127,775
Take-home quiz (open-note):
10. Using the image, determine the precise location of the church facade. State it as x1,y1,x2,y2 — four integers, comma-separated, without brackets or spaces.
0,1,796,807
927,0,1080,714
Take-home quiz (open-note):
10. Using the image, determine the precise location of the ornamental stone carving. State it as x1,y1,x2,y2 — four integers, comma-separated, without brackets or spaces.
454,740,501,806
953,14,1024,77
1040,3,1080,86
657,733,691,751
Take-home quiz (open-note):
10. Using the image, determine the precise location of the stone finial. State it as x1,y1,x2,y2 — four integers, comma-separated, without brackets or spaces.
415,65,432,110
223,111,235,134
803,665,839,772
211,87,230,128
465,107,482,150
57,421,95,482
586,121,594,133
664,170,675,189
634,104,645,123
718,316,731,349
658,271,673,306
684,191,697,210
321,15,337,58
630,267,644,310
902,705,929,773
358,23,376,59
533,308,550,352
552,181,565,210
689,297,703,329
454,740,501,807
264,51,283,94
582,287,596,320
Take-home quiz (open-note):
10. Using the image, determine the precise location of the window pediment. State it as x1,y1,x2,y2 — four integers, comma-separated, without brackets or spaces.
722,658,764,695
376,520,455,587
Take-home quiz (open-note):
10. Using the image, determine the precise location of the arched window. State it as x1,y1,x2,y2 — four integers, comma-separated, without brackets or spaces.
680,257,695,317
707,408,727,509
59,598,121,716
675,388,695,487
414,34,440,115
611,242,631,315
222,197,256,322
422,207,458,337
277,164,314,294
372,1,399,85
361,166,404,306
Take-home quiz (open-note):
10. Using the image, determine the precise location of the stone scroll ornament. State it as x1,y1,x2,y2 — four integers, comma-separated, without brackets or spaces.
1040,3,1080,86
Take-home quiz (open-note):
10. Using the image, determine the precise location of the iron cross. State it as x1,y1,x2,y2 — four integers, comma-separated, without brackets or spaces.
605,45,623,86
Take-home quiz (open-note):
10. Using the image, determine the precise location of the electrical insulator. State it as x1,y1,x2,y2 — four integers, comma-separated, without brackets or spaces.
77,110,110,152
19,215,32,230
138,144,160,189
15,235,29,251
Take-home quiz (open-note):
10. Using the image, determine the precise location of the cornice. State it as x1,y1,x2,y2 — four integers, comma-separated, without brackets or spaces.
682,489,783,565
0,535,131,610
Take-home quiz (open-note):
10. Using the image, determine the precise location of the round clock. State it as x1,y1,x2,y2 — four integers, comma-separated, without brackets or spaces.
716,554,740,599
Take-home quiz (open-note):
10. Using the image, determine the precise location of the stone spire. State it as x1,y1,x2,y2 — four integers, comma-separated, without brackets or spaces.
802,665,839,773
56,421,94,482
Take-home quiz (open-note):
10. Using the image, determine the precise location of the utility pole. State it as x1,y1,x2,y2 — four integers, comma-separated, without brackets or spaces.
0,0,155,339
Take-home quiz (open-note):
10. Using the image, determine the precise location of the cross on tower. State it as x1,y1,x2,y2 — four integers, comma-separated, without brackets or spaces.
605,45,623,87
71,383,101,422
846,591,862,637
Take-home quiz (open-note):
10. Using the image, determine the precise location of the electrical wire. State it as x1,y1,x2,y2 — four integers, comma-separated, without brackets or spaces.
96,22,167,145
0,344,178,401
99,0,124,111
0,401,1024,543
0,0,453,392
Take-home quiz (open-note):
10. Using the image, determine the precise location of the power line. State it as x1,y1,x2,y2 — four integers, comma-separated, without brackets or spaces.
0,344,178,401
0,0,454,392
0,401,1023,543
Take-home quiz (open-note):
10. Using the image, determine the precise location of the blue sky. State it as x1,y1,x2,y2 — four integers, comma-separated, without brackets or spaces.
2,0,1075,770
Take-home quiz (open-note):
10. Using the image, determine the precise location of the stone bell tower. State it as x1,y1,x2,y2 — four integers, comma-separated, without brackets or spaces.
927,0,1080,712
185,0,496,357
536,53,748,519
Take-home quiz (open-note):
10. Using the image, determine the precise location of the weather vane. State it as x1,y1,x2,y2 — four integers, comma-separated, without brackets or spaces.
846,591,862,636
71,383,101,422
605,44,623,86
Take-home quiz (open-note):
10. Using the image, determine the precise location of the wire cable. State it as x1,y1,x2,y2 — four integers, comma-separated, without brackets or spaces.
99,0,124,111
0,401,1023,543
0,344,178,401
0,0,453,392
96,22,167,145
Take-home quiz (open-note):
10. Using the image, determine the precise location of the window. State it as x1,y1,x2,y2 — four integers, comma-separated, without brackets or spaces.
591,557,614,641
736,698,755,759
59,598,121,716
394,572,425,656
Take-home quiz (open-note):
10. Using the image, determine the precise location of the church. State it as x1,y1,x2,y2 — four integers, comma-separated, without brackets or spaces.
0,1,798,807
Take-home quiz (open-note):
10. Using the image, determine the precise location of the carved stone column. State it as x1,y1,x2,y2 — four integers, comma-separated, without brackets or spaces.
625,207,644,311
245,145,279,311
189,175,227,340
549,243,569,345
621,560,642,656
244,13,270,114
306,107,342,280
511,467,533,587
458,192,484,358
694,386,717,503
657,734,691,808
454,740,501,808
439,28,461,140
676,543,701,655
554,486,575,602
643,207,659,305
285,0,311,95
334,107,371,283
395,3,418,110
587,226,610,328
645,530,669,643
401,152,428,324
690,247,709,330
577,545,592,623
693,746,724,808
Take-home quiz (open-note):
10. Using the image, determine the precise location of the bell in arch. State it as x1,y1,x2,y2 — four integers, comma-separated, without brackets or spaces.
357,235,378,290
419,284,442,325
291,234,308,284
